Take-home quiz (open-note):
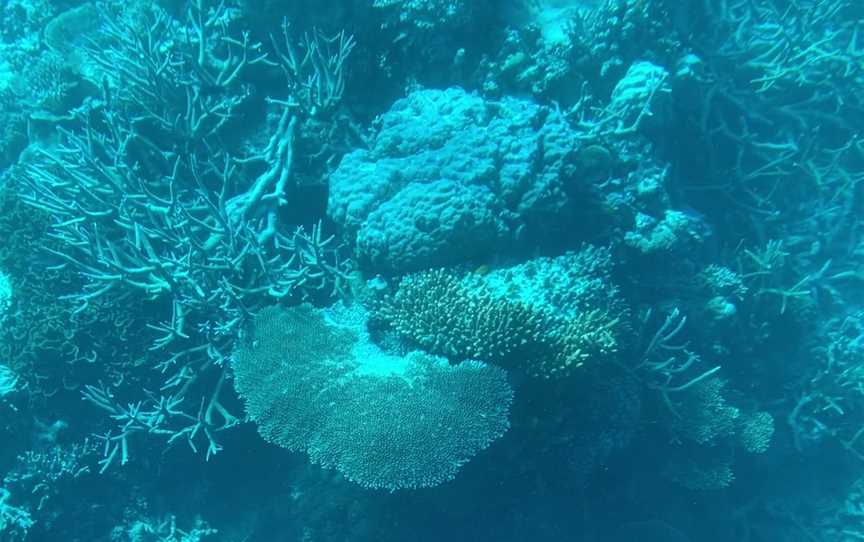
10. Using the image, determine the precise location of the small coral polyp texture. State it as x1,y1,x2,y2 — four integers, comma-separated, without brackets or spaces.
232,303,513,490
327,87,580,274
379,248,625,378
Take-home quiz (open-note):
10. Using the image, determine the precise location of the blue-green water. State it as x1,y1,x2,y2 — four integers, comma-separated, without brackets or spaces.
0,0,862,540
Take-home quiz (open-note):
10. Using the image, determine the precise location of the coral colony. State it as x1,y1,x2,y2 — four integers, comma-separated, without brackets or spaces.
0,0,862,540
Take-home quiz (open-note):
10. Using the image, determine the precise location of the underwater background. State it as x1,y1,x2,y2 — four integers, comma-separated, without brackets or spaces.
0,0,862,540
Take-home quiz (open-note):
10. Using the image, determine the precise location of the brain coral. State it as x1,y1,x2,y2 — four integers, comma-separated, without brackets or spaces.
232,303,513,490
327,87,580,273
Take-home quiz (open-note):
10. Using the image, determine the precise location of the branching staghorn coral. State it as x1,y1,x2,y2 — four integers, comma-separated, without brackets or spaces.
119,514,217,542
0,487,33,539
631,308,774,490
0,176,149,401
0,365,17,399
0,269,10,321
0,441,97,536
632,307,721,402
790,310,864,460
24,116,352,463
19,2,355,467
684,0,864,259
80,1,263,136
709,0,863,99
569,60,672,138
269,18,356,118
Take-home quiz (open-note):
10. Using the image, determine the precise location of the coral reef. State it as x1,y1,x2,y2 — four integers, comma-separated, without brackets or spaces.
0,0,860,539
328,87,581,273
376,248,624,378
232,304,513,490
